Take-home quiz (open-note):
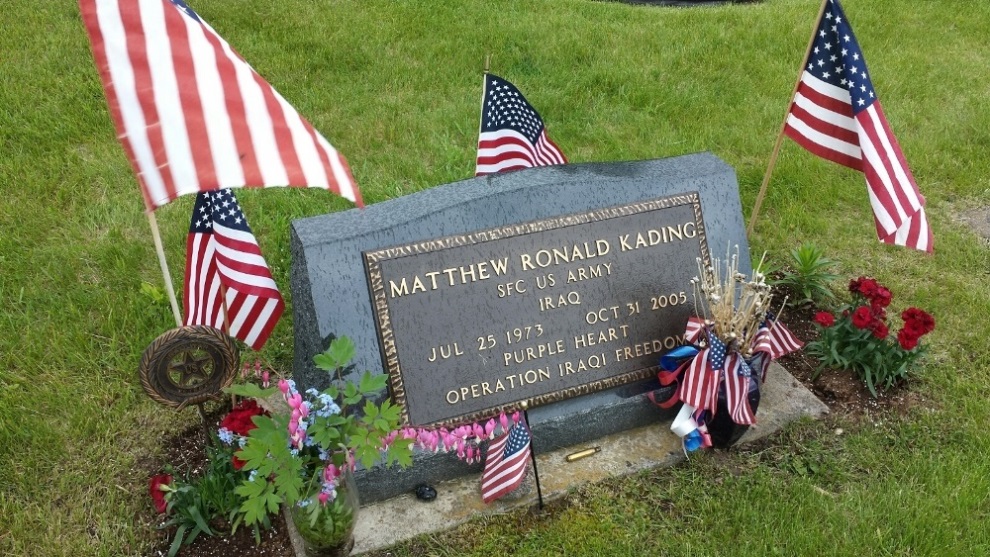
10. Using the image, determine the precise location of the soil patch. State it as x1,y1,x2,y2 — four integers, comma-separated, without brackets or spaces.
141,403,294,557
770,280,929,421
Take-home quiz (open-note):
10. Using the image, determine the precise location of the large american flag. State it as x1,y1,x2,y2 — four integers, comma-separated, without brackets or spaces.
184,189,284,351
480,421,531,503
476,73,566,176
79,0,362,210
783,0,931,252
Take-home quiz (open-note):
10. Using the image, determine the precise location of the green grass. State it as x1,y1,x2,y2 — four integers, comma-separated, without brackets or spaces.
2,0,990,555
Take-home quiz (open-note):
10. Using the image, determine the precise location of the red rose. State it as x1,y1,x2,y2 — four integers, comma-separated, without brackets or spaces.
897,328,920,351
814,311,836,327
149,474,172,514
871,322,889,340
851,306,873,329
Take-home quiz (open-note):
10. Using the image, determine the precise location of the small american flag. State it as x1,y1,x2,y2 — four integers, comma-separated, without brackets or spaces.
481,421,531,503
679,329,724,415
79,0,361,210
722,354,756,425
783,0,931,252
184,189,284,351
476,73,566,176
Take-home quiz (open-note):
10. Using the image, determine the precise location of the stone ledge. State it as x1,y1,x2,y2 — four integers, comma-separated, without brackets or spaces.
335,362,828,555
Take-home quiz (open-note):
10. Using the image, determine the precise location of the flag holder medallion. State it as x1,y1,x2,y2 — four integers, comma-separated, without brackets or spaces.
138,326,239,409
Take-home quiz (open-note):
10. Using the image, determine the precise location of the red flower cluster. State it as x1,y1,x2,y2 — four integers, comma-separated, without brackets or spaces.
221,399,267,437
221,399,268,470
843,278,935,348
897,307,936,350
148,473,172,514
849,276,892,310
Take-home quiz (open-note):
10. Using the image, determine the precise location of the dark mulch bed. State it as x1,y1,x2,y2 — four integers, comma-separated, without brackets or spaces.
141,282,926,556
771,281,931,421
142,404,295,557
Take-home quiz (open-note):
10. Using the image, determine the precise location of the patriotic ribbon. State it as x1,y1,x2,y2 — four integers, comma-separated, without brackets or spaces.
657,317,803,445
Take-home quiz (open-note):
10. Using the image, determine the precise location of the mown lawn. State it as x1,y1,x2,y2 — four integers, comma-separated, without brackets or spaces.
1,0,989,555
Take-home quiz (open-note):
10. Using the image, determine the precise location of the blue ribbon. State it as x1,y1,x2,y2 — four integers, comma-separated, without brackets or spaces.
659,345,699,371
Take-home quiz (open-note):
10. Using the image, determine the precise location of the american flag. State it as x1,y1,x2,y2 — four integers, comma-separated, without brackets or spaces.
184,189,284,351
480,421,531,503
752,317,804,361
476,73,566,176
722,354,756,425
783,0,931,252
679,329,724,414
79,0,361,210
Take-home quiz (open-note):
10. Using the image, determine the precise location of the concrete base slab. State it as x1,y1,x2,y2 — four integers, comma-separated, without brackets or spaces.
338,363,828,555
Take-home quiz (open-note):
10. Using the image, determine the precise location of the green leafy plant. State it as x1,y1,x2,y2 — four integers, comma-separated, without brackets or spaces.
156,439,249,557
805,276,935,396
225,336,413,542
770,242,839,305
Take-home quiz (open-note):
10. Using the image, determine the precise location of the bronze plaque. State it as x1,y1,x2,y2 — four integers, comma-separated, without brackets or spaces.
364,192,710,426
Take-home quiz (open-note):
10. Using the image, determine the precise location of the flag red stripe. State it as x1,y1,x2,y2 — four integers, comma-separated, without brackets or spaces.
80,0,361,209
198,24,264,187
80,0,156,209
165,2,217,191
119,4,179,203
788,95,860,147
856,103,922,235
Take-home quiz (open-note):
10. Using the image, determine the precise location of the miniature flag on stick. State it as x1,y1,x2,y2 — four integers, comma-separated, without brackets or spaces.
79,0,362,210
480,420,531,503
782,0,931,252
476,73,566,176
184,189,284,351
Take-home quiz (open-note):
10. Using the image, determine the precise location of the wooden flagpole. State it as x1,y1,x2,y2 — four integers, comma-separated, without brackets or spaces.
147,210,182,327
747,0,831,237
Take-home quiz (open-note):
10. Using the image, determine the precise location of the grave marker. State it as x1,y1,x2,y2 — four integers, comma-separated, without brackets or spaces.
291,152,751,500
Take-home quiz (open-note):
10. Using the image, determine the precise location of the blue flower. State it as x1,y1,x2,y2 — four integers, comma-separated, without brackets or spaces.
217,428,234,445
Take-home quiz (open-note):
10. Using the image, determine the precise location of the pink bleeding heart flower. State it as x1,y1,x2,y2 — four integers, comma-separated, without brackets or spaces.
499,412,509,432
287,393,302,409
485,419,496,439
262,371,270,388
472,423,485,440
298,404,309,419
324,464,339,482
278,379,290,395
318,492,330,505
290,431,304,448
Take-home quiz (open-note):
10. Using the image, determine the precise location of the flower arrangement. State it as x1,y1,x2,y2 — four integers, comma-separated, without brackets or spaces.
656,249,803,450
806,276,935,396
223,336,415,552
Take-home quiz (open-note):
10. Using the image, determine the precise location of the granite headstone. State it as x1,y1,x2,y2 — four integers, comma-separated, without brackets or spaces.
290,152,752,501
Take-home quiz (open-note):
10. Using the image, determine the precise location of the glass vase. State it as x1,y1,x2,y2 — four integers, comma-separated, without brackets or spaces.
288,471,360,557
